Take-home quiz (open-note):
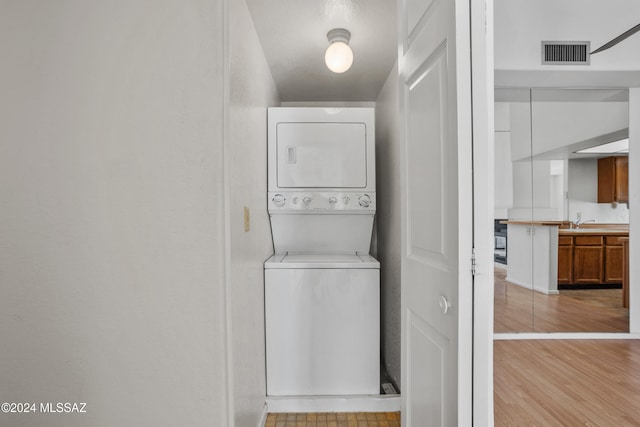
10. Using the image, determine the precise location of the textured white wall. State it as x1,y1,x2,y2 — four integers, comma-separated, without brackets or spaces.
0,1,230,426
495,0,640,71
529,102,628,157
228,0,279,425
494,103,513,219
375,63,401,391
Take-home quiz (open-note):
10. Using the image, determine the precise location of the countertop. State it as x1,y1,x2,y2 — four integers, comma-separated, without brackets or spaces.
559,228,629,236
500,220,629,235
500,220,569,226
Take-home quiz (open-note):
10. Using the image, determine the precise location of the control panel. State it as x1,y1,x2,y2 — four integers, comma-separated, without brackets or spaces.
268,192,376,212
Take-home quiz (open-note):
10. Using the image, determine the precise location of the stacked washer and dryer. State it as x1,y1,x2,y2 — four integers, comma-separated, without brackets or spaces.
265,107,380,396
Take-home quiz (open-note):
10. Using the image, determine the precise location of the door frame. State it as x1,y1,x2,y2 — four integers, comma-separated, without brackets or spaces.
470,0,495,425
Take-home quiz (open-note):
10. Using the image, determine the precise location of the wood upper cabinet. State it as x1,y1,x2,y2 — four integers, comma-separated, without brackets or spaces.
598,156,629,203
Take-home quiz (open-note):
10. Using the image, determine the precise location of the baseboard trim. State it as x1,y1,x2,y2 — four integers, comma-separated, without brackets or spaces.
257,403,268,427
495,332,640,340
265,395,401,413
505,276,558,295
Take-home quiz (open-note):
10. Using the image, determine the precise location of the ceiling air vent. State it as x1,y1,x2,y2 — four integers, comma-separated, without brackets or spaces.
541,41,590,65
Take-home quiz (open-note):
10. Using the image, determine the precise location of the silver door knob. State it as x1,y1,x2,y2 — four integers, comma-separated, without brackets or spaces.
439,296,451,314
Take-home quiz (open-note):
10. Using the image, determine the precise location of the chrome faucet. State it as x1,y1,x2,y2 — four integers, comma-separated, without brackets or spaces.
572,218,595,229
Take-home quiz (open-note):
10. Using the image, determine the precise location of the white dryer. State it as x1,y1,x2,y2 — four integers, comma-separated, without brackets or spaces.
265,107,380,396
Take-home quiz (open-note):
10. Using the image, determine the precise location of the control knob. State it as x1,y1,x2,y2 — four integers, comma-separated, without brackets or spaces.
358,194,371,207
272,194,286,207
328,196,337,205
342,195,351,205
303,196,312,205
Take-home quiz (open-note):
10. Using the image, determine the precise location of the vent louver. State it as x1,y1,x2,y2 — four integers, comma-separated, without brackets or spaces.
541,41,590,65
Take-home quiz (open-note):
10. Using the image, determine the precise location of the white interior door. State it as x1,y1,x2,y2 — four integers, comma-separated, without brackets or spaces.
399,0,474,425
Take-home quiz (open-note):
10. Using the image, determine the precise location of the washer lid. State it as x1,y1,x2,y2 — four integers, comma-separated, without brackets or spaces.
264,253,379,269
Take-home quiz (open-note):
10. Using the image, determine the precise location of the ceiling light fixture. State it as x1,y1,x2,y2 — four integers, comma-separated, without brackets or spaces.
325,28,353,73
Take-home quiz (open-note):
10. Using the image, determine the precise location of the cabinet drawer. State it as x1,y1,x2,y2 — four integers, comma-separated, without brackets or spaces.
574,236,603,246
558,236,573,246
605,236,626,246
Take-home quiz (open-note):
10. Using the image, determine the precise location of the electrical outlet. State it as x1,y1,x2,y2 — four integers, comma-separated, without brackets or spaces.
244,206,250,232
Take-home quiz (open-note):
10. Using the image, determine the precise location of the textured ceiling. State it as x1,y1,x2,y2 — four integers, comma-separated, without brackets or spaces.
245,0,397,102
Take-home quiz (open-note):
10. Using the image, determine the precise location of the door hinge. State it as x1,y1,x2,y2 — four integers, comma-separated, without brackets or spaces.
471,248,477,276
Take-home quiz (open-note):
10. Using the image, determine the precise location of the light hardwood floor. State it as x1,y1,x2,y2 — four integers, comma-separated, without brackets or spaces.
265,412,400,427
494,266,629,333
494,340,640,426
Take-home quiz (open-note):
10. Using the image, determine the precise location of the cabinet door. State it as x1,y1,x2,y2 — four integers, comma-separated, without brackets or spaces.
615,156,628,203
598,157,616,203
573,246,604,284
557,244,573,284
605,245,624,284
598,156,629,203
623,239,630,308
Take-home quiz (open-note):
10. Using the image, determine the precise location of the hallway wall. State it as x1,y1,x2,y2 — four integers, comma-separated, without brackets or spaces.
495,0,640,72
375,63,401,390
228,0,280,425
0,1,230,425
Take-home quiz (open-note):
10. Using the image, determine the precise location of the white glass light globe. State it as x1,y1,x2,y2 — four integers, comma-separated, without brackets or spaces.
324,41,353,73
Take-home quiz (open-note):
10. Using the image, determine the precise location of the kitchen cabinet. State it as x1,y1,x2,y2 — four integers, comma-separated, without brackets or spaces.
573,235,604,285
622,238,630,308
557,231,627,286
557,236,573,284
604,236,624,283
598,156,628,203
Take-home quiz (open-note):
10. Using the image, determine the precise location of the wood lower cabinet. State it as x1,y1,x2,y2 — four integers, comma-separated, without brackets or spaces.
558,232,627,285
604,242,624,283
623,238,630,308
557,236,573,284
573,235,604,284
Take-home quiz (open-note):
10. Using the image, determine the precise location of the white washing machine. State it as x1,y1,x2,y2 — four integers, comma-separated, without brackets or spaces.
265,107,380,396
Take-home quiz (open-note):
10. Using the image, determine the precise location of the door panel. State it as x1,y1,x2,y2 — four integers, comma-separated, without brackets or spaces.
406,0,434,41
407,49,449,270
407,309,450,426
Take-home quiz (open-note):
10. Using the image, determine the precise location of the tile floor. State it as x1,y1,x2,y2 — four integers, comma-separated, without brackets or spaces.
265,412,400,427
